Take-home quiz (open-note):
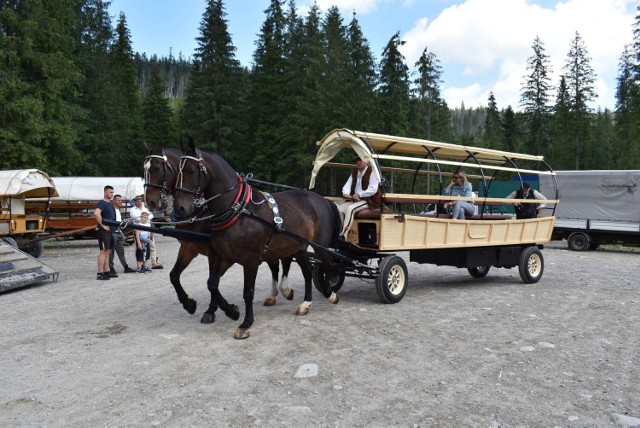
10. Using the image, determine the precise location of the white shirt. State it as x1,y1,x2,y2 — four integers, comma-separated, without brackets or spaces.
130,201,154,223
341,166,380,199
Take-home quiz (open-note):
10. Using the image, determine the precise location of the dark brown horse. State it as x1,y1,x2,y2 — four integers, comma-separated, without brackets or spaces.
142,145,294,324
172,138,341,339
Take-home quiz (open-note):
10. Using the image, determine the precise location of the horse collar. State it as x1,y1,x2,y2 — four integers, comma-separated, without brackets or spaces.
210,176,252,231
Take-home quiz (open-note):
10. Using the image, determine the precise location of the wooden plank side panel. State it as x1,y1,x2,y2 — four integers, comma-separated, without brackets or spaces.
376,215,555,251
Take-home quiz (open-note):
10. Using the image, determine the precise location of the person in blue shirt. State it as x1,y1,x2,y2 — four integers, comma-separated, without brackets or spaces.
442,169,475,220
94,185,116,280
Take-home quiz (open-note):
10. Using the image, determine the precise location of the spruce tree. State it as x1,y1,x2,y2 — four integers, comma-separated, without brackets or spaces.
377,33,410,136
143,57,176,145
180,0,247,168
562,31,597,169
0,0,85,174
520,36,553,156
482,92,503,150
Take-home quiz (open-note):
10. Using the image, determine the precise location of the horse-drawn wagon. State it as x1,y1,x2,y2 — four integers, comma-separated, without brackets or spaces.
307,129,559,304
115,129,559,339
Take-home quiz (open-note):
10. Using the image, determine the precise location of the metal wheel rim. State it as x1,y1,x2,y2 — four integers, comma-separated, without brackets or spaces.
528,253,542,277
387,265,406,295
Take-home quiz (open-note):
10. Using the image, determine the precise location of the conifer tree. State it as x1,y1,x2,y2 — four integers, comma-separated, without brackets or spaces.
482,92,502,150
0,0,85,173
377,33,410,136
143,57,176,145
520,36,553,156
551,76,573,168
562,31,597,169
411,46,451,141
107,12,143,175
249,0,288,180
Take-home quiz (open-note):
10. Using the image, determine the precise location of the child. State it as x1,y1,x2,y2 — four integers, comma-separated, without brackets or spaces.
135,212,152,273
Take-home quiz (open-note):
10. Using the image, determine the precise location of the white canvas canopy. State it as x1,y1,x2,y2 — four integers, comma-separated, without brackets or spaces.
0,169,59,198
48,177,145,201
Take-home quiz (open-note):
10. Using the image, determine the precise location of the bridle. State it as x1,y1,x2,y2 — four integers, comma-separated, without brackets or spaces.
174,151,251,230
143,149,176,203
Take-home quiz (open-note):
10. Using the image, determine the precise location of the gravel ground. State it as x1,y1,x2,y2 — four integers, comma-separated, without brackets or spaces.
1,235,639,427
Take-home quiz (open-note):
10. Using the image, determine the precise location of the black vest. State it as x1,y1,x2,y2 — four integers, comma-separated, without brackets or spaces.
515,189,536,219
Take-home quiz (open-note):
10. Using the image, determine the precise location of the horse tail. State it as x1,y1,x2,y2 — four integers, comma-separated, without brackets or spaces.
327,198,341,248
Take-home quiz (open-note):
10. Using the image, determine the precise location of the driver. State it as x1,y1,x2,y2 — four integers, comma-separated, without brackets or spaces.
338,155,381,239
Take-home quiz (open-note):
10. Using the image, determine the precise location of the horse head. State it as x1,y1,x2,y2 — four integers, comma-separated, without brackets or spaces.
143,142,180,212
173,137,237,220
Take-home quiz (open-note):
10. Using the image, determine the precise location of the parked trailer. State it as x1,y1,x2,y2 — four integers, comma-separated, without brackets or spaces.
539,170,640,251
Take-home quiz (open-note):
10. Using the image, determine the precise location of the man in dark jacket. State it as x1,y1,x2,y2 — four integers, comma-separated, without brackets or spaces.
507,182,547,219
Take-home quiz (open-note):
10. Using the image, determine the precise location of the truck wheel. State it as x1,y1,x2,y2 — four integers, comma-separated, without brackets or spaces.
519,246,544,284
312,265,345,294
2,237,18,249
468,266,491,278
568,232,591,251
375,255,408,304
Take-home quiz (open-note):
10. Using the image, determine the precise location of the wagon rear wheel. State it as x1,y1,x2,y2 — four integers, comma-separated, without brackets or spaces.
375,255,408,304
519,246,544,284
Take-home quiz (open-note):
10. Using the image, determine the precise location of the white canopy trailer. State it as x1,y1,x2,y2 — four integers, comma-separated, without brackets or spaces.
0,169,58,257
26,177,146,240
308,129,559,303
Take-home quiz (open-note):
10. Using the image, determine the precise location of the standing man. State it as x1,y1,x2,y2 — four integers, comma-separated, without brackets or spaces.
94,185,116,281
130,196,163,269
109,194,136,274
338,155,381,239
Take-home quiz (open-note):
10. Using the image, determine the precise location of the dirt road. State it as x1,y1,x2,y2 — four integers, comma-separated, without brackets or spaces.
1,236,639,427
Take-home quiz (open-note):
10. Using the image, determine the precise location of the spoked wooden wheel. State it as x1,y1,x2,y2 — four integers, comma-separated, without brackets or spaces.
375,255,408,304
519,246,544,284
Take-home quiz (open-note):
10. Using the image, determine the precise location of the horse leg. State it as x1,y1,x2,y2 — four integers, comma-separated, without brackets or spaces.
295,251,314,316
234,264,259,340
170,244,198,315
278,257,294,301
263,260,280,307
202,258,240,324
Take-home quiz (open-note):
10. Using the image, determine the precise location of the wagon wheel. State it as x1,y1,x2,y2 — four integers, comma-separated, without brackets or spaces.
467,266,491,278
21,236,44,258
567,232,591,251
518,246,544,284
312,265,346,294
375,255,408,304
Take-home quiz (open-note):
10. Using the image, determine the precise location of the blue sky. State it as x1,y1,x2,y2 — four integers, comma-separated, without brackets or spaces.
108,0,636,112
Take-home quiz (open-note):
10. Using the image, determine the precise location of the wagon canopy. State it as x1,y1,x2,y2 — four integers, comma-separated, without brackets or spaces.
48,177,145,201
309,129,554,189
0,169,59,198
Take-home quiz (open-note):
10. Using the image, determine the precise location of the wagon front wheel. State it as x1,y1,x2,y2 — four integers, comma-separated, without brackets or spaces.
519,246,544,284
468,266,490,278
312,265,345,294
375,255,408,304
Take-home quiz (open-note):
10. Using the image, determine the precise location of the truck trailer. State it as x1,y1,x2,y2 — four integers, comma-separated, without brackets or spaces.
539,170,640,251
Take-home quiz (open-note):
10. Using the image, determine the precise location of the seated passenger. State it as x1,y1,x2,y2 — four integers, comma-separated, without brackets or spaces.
338,155,381,238
507,182,546,219
442,169,475,220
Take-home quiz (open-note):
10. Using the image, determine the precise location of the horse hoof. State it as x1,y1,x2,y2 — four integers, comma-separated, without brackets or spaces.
329,293,339,305
263,297,276,306
295,306,309,316
200,312,216,324
184,299,197,314
283,289,294,301
225,305,240,321
234,328,251,340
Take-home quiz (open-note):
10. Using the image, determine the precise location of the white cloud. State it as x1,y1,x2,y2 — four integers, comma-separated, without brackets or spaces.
399,0,635,110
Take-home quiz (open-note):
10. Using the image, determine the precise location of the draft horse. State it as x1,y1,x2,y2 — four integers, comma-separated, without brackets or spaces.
172,138,341,339
143,144,295,324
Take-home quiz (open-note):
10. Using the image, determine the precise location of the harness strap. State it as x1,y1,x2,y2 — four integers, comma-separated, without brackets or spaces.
210,175,252,231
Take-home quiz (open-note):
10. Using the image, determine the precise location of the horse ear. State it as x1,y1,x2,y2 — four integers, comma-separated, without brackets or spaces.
187,136,196,153
141,140,151,153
